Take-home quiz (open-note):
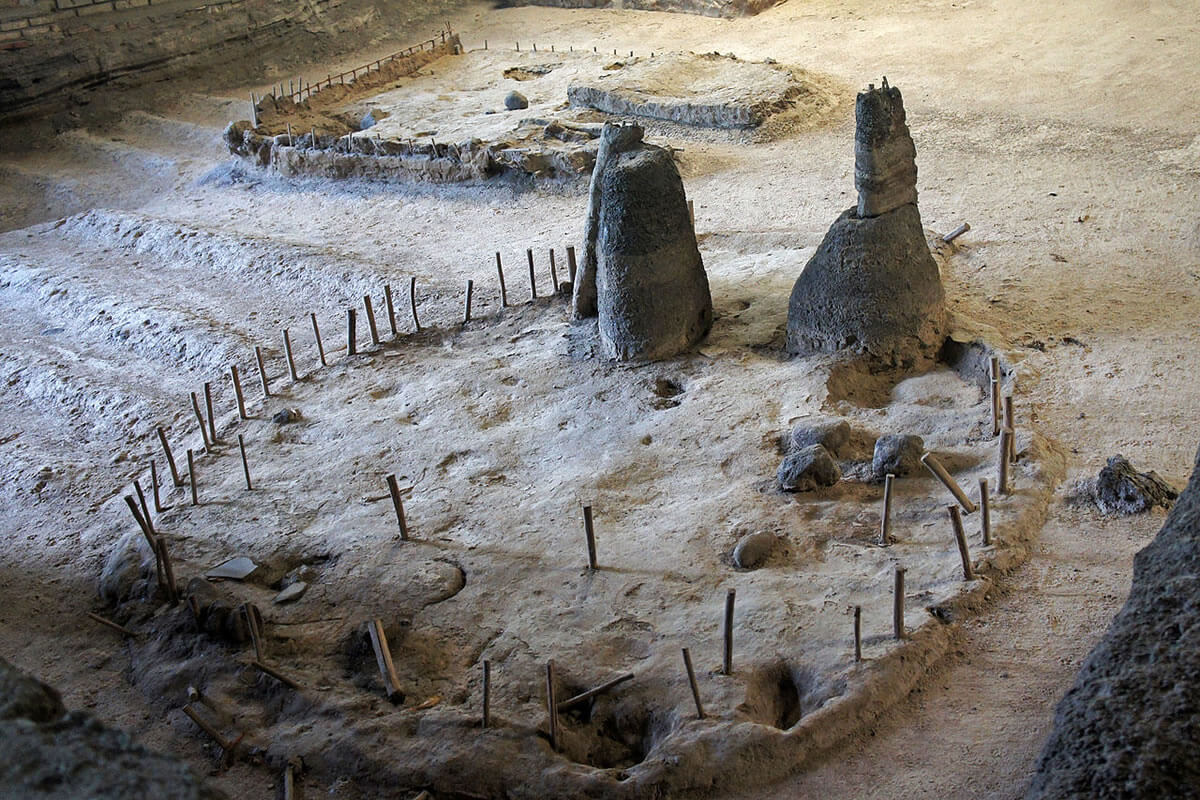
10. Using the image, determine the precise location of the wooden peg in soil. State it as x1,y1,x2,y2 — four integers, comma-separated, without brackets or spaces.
150,460,168,512
1003,395,1016,463
567,246,577,285
893,567,906,640
125,494,157,550
255,346,271,398
385,474,409,540
545,660,559,752
364,295,380,345
558,672,634,711
310,313,327,367
204,382,218,443
238,435,252,491
368,619,404,703
463,280,474,324
383,285,398,336
87,611,138,638
182,704,234,753
943,222,970,243
496,253,508,308
242,602,265,663
156,537,179,605
879,473,895,545
688,199,695,227
989,356,1001,436
527,249,536,300
157,428,183,487
409,276,421,332
253,660,301,690
549,249,559,293
920,453,978,513
722,588,736,675
482,660,491,729
583,505,598,570
190,392,211,450
998,428,1013,495
283,329,299,382
854,605,863,662
979,478,992,545
682,648,705,719
230,365,247,419
283,758,298,800
347,309,357,356
187,449,198,506
948,505,975,581
133,479,155,535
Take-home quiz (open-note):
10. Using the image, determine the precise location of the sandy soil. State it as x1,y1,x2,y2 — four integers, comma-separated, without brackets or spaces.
1,0,1198,798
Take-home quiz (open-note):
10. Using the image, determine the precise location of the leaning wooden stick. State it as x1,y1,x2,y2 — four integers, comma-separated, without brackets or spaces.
243,603,265,663
283,329,299,381
252,660,301,690
549,249,559,293
979,478,992,545
310,312,327,366
989,356,1001,436
854,606,863,662
566,246,577,285
157,428,183,487
920,452,978,513
998,428,1013,495
134,479,155,536
463,280,474,324
583,505,598,570
681,648,705,719
150,460,167,512
182,704,233,752
383,285,398,336
87,611,138,637
204,382,218,443
368,619,404,702
255,346,271,398
527,249,536,300
948,505,975,580
190,392,212,450
187,449,198,506
347,309,357,356
386,474,409,540
238,435,252,491
545,660,559,752
230,365,247,419
364,295,380,346
409,276,421,332
1003,395,1016,463
156,537,179,605
482,660,491,729
496,252,508,308
879,473,895,545
722,588,736,675
558,672,634,711
943,222,970,243
893,567,906,640
125,494,157,550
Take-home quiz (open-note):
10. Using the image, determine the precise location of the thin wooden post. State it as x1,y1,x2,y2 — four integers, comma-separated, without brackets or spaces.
920,453,978,513
583,505,597,570
383,285,398,336
368,619,404,703
124,494,156,550
943,222,971,243
482,660,491,729
310,313,326,366
134,479,154,535
879,473,895,545
364,296,380,345
559,673,635,711
989,356,1001,436
409,276,421,332
187,449,198,506
347,309,357,356
854,605,862,662
463,280,474,324
1003,395,1016,463
496,253,508,307
283,329,299,381
157,428,182,487
386,474,409,540
999,428,1013,495
545,660,558,751
150,460,167,512
948,505,975,580
682,648,705,719
527,249,536,300
567,246,577,285
255,346,271,398
230,365,247,419
549,249,559,293
157,537,178,604
190,392,211,450
893,567,906,639
979,478,991,545
238,435,252,490
182,705,232,752
688,199,695,227
722,588,736,675
204,382,218,443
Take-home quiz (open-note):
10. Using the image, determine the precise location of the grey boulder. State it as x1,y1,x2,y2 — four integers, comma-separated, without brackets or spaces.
504,90,529,110
872,433,925,478
778,444,841,492
789,419,851,457
732,531,784,569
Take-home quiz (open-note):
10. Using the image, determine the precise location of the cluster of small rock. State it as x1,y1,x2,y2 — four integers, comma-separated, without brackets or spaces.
776,417,924,493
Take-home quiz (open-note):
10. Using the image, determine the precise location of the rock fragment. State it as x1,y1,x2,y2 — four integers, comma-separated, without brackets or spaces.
777,444,841,492
872,434,925,478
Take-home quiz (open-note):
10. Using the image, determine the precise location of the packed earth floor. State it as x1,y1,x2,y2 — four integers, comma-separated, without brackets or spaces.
1,1,1199,798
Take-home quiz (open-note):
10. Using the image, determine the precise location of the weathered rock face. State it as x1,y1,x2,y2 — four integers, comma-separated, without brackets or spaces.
786,81,946,364
1027,445,1200,799
573,123,713,361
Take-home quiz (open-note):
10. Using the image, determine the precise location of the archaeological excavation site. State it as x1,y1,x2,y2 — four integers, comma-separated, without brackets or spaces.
2,1,1199,798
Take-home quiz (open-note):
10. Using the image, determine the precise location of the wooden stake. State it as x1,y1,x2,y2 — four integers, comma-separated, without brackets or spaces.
567,246,577,285
157,428,183,487
150,460,167,512
920,453,978,513
722,588,736,675
681,648,705,719
347,309,357,356
283,329,299,381
583,505,597,570
182,704,233,752
125,494,157,550
879,473,895,545
364,296,380,345
943,222,971,243
191,392,212,450
230,365,247,420
242,602,265,663
527,248,536,300
1003,395,1016,463
549,249,559,293
252,660,301,690
893,567,906,639
558,672,634,711
255,346,271,398
87,611,138,637
979,478,991,545
187,449,198,506
204,382,218,443
688,199,695,227
482,660,491,729
463,280,474,324
386,474,409,540
948,505,975,580
238,435,252,490
283,762,296,800
545,660,558,751
368,619,404,703
998,428,1013,495
409,276,421,332
989,356,1001,436
133,479,155,536
854,606,862,662
156,537,179,605
383,285,398,336
496,252,508,307
305,313,325,368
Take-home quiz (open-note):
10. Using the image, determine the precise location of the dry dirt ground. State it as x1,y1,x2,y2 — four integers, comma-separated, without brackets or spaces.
1,0,1198,798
